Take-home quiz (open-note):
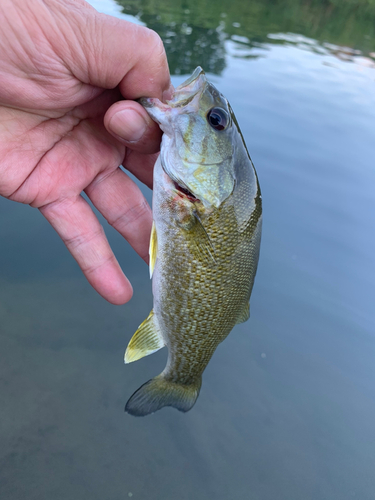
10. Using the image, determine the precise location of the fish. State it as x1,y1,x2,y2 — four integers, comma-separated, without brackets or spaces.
124,67,262,417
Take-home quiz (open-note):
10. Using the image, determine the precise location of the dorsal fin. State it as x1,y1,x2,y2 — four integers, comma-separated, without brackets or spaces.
124,310,165,363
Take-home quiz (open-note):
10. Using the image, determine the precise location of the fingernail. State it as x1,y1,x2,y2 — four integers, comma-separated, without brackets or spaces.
108,109,147,142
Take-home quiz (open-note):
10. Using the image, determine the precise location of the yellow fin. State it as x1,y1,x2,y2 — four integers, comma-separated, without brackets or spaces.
124,310,164,364
149,221,158,278
236,302,250,324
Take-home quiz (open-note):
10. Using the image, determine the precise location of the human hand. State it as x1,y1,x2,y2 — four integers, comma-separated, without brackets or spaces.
0,0,172,304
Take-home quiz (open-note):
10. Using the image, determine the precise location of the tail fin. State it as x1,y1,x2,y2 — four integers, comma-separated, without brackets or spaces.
125,375,202,417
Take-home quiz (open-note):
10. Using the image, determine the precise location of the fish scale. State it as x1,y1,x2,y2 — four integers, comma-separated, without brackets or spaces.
156,193,260,383
124,67,262,416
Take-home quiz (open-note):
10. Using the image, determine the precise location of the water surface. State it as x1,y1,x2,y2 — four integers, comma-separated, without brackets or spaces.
1,1,375,499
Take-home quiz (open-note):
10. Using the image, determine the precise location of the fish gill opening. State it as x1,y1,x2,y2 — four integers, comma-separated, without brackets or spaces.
173,180,198,202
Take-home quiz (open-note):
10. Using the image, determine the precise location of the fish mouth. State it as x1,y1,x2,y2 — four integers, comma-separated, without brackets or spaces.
167,67,206,108
178,66,205,89
139,67,206,114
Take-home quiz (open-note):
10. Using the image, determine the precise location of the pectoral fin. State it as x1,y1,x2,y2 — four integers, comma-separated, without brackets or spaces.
125,310,165,364
149,221,158,278
236,302,250,324
188,212,217,266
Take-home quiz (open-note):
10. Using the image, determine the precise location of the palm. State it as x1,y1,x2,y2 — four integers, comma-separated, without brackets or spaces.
0,0,171,304
3,89,124,205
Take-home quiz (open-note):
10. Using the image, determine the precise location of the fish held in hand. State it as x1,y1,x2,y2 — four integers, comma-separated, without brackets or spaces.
125,67,262,417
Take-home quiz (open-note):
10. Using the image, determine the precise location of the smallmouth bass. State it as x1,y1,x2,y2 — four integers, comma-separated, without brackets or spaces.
125,67,262,416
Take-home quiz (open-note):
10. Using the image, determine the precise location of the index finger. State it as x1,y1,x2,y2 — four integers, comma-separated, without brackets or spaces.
117,25,173,101
40,195,133,305
65,7,172,99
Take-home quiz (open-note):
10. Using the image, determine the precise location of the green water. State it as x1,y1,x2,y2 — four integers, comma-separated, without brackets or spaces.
1,0,375,499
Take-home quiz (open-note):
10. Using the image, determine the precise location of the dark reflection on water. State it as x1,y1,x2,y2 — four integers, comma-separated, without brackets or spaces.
118,0,375,74
1,0,375,499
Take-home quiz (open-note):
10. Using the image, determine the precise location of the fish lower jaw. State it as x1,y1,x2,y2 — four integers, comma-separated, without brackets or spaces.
160,155,199,202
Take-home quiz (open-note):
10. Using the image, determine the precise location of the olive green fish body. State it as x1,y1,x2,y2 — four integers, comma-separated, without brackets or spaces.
153,152,261,383
125,68,262,416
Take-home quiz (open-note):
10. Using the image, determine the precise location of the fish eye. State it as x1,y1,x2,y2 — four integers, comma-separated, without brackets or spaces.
207,107,229,131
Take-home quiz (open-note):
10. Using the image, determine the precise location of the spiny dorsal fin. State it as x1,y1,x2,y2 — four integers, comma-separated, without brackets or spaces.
236,302,250,324
149,221,158,278
124,310,165,364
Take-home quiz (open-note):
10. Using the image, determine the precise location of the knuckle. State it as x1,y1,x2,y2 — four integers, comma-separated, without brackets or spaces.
109,199,150,230
64,227,104,251
146,28,164,53
144,28,167,67
82,254,115,275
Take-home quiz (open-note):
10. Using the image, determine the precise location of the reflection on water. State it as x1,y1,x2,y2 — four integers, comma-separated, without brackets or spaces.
1,0,375,499
117,0,375,74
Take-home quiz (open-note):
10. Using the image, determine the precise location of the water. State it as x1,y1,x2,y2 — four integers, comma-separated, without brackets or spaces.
1,1,375,498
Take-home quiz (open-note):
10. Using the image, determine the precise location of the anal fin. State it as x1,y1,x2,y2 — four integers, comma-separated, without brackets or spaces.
125,310,165,363
236,302,250,324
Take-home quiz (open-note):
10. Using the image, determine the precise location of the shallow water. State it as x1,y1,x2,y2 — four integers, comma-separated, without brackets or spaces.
1,1,375,499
